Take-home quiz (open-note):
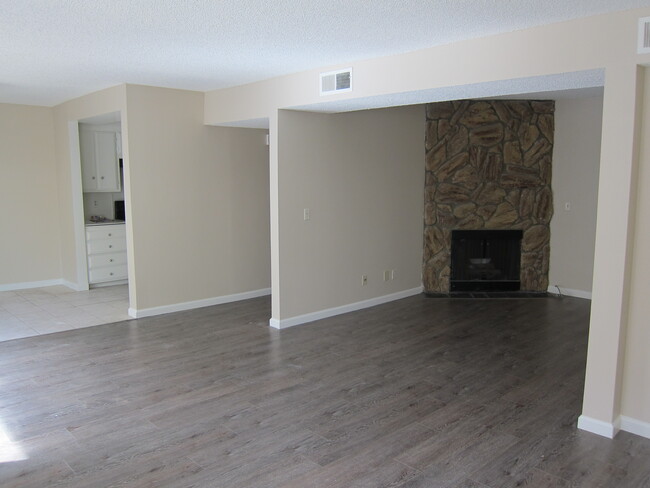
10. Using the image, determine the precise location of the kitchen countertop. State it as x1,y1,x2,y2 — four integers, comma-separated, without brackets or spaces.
85,219,125,226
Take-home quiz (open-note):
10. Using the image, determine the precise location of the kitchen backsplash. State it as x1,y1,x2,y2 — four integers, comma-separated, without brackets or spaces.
83,191,124,221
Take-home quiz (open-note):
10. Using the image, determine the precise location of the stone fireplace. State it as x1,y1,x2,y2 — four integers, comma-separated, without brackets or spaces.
423,100,554,293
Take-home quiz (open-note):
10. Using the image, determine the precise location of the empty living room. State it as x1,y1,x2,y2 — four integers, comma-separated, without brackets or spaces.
1,1,650,487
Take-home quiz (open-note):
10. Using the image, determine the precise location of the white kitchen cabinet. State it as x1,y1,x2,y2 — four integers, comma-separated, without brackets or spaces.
80,129,121,192
86,224,127,284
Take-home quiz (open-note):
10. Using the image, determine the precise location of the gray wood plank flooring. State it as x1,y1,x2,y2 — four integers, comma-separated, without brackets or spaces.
0,295,648,487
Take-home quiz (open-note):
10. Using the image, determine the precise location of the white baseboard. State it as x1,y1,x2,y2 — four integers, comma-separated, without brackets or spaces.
620,416,650,439
90,280,127,289
577,415,620,438
269,286,424,329
547,286,592,300
0,278,65,292
128,287,271,319
62,280,87,292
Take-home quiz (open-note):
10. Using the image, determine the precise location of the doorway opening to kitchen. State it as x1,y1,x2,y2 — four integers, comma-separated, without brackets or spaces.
69,111,132,323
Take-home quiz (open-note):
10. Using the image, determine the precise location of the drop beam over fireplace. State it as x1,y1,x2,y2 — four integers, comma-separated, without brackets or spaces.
450,229,523,292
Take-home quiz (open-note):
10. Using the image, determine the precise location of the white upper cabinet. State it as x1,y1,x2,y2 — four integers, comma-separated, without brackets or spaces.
80,129,97,189
94,131,120,191
80,127,121,192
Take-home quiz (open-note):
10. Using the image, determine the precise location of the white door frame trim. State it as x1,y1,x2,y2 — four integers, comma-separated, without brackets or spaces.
68,120,90,291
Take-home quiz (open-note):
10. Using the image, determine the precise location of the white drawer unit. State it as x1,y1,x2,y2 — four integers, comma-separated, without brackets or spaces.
89,266,128,284
86,224,127,285
87,253,128,268
86,225,126,240
86,237,127,255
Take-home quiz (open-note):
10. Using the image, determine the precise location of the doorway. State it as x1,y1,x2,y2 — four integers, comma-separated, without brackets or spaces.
70,111,131,317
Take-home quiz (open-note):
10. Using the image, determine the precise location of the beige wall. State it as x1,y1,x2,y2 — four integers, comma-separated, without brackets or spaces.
549,96,603,295
49,84,270,311
0,104,61,286
276,106,424,321
580,63,641,432
124,85,270,311
52,85,127,285
204,7,650,433
621,68,650,425
204,10,647,126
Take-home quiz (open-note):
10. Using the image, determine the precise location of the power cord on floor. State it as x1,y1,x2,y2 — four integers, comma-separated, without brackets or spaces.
549,284,563,298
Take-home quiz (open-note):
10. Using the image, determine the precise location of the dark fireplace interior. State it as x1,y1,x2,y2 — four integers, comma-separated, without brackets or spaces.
450,229,523,292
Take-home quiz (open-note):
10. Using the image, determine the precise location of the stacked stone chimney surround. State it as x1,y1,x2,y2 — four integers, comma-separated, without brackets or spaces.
423,100,554,293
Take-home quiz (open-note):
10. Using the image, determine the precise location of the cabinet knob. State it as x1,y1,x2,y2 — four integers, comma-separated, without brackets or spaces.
108,233,112,237
109,259,113,262
92,176,96,180
101,176,105,180
110,272,113,276
108,245,112,248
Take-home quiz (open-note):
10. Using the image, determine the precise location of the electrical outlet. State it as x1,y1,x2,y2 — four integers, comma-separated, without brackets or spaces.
361,275,368,286
383,270,390,281
390,270,395,280
94,200,98,207
564,202,571,211
303,208,310,221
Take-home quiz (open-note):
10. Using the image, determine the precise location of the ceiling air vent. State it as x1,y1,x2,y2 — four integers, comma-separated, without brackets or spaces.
320,68,352,96
639,17,650,54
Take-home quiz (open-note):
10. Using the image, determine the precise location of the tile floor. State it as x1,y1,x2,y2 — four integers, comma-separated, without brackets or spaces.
0,284,130,342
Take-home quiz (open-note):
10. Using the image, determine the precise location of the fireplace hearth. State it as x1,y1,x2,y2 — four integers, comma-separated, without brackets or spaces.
450,229,523,292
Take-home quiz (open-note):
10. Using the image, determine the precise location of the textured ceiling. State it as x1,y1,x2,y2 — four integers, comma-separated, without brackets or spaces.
1,0,649,106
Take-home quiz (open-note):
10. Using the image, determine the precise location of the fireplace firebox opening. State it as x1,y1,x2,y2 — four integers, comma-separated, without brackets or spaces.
450,229,523,292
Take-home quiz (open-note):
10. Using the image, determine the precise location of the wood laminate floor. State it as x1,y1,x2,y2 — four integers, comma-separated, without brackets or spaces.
0,295,648,487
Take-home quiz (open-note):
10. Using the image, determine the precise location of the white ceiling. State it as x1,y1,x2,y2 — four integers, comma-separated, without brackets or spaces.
1,0,648,107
